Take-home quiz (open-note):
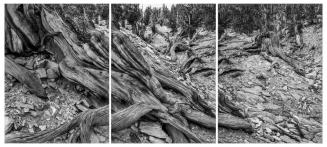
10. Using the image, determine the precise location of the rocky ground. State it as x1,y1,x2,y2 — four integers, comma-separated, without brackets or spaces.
5,23,109,143
111,26,216,143
218,25,322,143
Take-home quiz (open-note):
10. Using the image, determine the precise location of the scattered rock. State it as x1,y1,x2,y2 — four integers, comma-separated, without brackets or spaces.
265,128,272,133
261,91,271,97
312,132,322,143
25,59,35,70
129,132,141,143
42,83,47,88
23,107,30,113
139,121,169,139
14,57,26,65
75,85,84,92
46,61,59,71
47,68,59,79
30,111,39,117
280,135,296,143
90,132,100,143
5,116,14,134
306,70,317,79
28,128,35,133
35,60,48,68
149,136,166,143
39,125,47,131
44,110,51,118
36,68,47,79
272,136,281,142
262,103,281,111
50,106,57,115
48,82,57,89
98,135,107,142
76,104,89,112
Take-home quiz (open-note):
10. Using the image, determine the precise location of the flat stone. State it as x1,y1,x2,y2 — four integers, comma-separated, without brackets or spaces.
236,90,265,104
90,132,100,143
76,104,88,112
280,135,296,143
35,60,48,68
25,59,35,70
98,135,107,142
265,128,272,133
272,136,282,142
14,57,26,65
46,61,59,73
306,70,317,79
5,116,14,134
30,111,39,117
36,68,47,79
48,82,57,89
39,125,47,131
44,110,51,118
262,103,281,111
261,91,271,97
139,121,169,139
242,86,262,95
28,128,35,133
47,68,58,79
75,85,84,92
149,136,166,143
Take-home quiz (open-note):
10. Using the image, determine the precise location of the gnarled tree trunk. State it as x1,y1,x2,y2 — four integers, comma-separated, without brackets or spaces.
111,26,216,143
5,4,109,143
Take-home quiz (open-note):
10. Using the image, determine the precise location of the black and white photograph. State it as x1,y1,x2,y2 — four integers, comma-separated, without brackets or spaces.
111,4,216,143
4,4,109,143
218,4,322,143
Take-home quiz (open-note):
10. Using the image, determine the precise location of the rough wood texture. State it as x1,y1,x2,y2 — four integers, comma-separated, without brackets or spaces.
111,26,215,143
5,57,47,99
5,4,109,143
6,106,109,143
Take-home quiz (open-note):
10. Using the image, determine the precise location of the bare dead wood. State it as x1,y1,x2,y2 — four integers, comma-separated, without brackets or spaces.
5,57,47,99
5,4,109,143
218,113,252,131
111,27,215,143
164,124,189,143
111,103,158,132
6,106,109,143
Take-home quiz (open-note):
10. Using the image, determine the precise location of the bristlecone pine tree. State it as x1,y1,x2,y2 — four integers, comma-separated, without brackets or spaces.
5,4,109,143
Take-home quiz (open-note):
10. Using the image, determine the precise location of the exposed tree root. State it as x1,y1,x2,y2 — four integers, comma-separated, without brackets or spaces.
111,26,215,143
6,106,109,143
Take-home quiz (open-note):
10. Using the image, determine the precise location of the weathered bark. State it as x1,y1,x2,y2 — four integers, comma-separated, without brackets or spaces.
5,4,109,143
5,4,109,100
5,57,47,99
243,32,305,76
111,26,215,143
218,113,252,131
6,106,109,143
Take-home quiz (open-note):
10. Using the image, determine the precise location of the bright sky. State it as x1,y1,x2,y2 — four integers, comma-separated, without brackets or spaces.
140,4,173,11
